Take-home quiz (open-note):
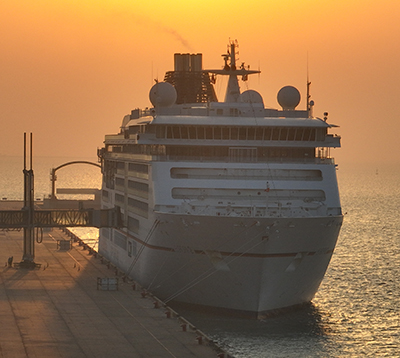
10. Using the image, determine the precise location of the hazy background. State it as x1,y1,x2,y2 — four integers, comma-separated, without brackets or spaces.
1,0,399,167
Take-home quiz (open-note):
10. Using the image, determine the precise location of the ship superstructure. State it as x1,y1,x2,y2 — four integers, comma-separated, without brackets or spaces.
98,42,342,318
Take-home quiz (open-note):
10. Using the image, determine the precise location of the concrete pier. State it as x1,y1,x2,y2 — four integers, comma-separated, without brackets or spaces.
0,226,224,357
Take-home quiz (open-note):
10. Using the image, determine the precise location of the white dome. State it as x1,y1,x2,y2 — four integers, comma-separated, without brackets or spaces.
240,90,264,105
149,82,177,107
277,86,301,110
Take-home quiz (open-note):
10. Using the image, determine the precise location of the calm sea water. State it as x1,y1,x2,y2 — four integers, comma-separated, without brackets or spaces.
0,156,101,201
1,157,399,357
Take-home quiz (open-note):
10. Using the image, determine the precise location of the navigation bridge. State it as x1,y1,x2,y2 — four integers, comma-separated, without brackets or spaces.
0,133,121,269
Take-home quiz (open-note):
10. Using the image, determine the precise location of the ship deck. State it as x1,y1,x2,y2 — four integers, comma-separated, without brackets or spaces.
0,203,222,357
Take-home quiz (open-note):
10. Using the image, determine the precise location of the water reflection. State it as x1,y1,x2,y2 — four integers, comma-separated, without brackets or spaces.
171,303,337,357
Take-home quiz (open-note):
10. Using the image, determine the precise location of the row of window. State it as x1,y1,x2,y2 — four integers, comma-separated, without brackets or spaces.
103,159,150,189
115,178,149,200
165,146,315,159
106,160,149,174
113,193,148,218
106,144,316,160
152,125,325,142
106,144,166,156
128,197,148,218
115,178,149,192
129,163,148,175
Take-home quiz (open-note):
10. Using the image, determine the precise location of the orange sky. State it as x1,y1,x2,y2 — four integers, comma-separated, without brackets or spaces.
1,0,399,167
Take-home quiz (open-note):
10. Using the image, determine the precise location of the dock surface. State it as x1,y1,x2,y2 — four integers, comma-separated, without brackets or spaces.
0,226,222,357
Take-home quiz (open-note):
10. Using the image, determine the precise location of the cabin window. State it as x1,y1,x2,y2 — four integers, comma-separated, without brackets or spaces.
295,128,304,141
116,162,125,171
166,126,173,139
128,163,148,174
309,129,316,141
303,128,311,141
316,128,326,141
238,127,247,140
288,128,296,140
197,127,205,139
188,126,197,139
271,128,280,140
172,126,180,139
214,127,222,140
115,177,125,190
229,108,239,116
280,128,288,140
229,147,257,162
231,127,239,140
247,127,255,140
181,126,189,139
264,128,272,140
128,180,149,199
128,198,148,218
128,163,149,179
255,128,264,140
115,193,124,204
205,127,213,139
222,127,230,140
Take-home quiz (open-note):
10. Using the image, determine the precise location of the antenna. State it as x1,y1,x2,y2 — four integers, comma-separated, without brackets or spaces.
30,132,33,171
306,52,312,117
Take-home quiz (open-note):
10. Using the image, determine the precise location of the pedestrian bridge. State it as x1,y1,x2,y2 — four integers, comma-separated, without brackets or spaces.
0,206,121,229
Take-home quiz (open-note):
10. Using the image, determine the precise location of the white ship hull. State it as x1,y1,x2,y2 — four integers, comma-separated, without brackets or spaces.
98,43,343,317
99,202,342,317
143,215,340,316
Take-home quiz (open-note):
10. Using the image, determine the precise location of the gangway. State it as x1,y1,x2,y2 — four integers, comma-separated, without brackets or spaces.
0,207,120,229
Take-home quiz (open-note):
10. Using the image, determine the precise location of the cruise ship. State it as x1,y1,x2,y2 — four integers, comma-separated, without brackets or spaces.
97,42,343,318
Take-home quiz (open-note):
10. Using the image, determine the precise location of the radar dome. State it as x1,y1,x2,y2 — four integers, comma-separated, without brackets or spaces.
149,82,177,107
277,86,301,110
240,90,264,105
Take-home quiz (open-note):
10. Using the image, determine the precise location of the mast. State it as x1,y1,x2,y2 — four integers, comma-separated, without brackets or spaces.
225,42,241,102
207,40,260,103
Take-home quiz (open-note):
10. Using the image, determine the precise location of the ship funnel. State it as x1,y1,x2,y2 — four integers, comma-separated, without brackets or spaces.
174,53,203,72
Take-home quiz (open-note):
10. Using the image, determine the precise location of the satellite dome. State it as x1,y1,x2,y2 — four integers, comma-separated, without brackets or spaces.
240,90,264,105
277,86,301,110
149,82,177,107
